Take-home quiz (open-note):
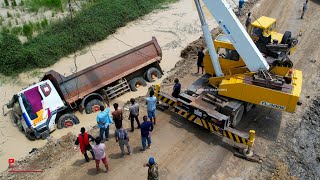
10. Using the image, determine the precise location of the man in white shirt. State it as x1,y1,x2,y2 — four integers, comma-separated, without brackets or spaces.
92,137,109,173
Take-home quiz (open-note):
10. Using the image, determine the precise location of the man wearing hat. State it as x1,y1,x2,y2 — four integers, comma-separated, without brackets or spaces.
144,157,159,180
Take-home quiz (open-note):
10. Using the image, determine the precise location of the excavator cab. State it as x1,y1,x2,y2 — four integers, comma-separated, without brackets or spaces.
249,16,282,43
249,16,298,58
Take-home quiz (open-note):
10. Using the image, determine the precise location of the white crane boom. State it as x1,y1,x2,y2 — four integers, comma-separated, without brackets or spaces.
200,0,270,72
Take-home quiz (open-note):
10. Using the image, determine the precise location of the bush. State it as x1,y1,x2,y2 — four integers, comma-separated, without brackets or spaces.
25,0,63,12
0,0,177,75
22,23,33,37
0,33,28,75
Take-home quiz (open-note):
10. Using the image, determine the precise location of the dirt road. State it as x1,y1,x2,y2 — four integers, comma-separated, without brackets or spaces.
2,0,320,179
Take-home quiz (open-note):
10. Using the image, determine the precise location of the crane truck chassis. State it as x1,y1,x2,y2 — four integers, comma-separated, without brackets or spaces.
3,37,163,140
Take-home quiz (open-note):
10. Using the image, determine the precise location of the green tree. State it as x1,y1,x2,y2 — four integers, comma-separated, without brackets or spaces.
22,23,33,38
4,0,9,6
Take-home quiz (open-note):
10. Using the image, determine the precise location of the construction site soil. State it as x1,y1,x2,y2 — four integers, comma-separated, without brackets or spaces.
1,0,320,179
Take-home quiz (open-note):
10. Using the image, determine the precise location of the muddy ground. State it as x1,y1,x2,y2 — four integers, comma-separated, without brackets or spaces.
1,0,320,179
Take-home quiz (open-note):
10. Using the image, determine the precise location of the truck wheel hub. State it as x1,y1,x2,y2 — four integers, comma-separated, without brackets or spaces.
64,120,74,127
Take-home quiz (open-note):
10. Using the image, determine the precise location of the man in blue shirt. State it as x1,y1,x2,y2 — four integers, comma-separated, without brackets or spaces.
172,78,181,98
146,90,157,125
239,0,245,16
96,105,113,141
140,116,154,151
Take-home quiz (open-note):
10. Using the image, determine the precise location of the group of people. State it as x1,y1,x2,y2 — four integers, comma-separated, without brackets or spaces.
74,90,159,179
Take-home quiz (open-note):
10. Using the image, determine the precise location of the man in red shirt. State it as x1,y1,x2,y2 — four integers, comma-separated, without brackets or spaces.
75,127,95,162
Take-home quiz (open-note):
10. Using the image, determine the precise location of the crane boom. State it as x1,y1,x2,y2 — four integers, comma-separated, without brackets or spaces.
202,0,270,72
194,0,224,77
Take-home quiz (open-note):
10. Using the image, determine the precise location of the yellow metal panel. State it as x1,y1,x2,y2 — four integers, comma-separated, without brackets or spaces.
195,118,202,126
208,123,214,131
202,120,208,129
251,16,276,29
227,131,234,141
218,72,302,113
183,112,189,118
271,32,283,43
234,135,241,143
189,114,195,121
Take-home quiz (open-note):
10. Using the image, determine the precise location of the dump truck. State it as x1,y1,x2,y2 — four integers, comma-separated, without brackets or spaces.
4,37,163,140
155,0,302,158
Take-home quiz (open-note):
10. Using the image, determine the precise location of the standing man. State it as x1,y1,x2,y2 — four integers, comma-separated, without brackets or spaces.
146,90,157,125
129,98,141,132
75,127,95,162
92,137,109,173
143,157,159,180
245,12,252,32
112,103,123,130
197,47,205,74
301,0,308,19
96,105,113,141
140,116,154,151
238,0,245,16
115,124,131,157
172,78,181,98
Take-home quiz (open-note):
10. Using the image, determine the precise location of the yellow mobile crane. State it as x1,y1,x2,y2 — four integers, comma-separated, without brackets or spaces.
155,0,302,158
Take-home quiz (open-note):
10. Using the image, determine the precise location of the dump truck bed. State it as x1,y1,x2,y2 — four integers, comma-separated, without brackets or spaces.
42,37,162,104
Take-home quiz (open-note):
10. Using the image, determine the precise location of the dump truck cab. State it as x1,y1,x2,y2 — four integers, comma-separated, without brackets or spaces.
12,80,68,139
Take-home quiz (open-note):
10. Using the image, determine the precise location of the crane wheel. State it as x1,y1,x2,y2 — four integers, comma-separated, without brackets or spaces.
245,103,254,113
231,105,244,127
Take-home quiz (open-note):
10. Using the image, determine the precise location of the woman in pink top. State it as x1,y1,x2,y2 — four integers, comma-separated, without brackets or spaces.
92,137,109,173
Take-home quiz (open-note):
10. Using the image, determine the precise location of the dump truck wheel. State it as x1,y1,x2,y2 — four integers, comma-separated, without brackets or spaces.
231,105,244,127
25,132,36,141
281,31,292,44
85,99,104,114
129,77,147,91
57,114,80,129
145,67,162,82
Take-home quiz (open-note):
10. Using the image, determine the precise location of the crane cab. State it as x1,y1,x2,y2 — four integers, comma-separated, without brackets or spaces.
203,34,248,76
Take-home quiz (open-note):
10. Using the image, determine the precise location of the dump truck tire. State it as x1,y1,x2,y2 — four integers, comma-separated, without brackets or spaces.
231,105,244,127
129,77,147,91
281,31,291,44
145,67,162,82
57,114,80,129
85,99,104,114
